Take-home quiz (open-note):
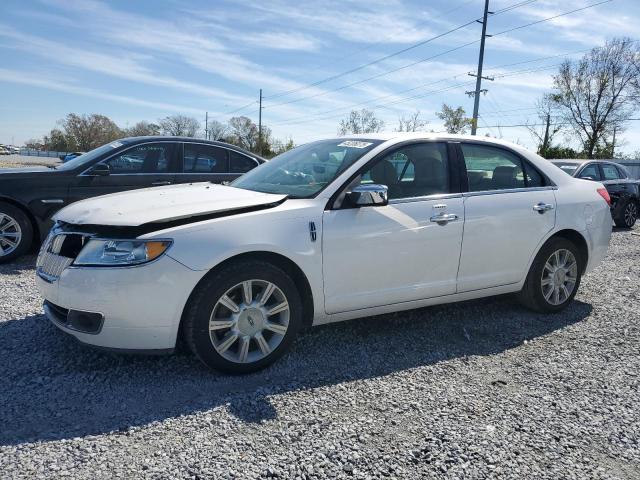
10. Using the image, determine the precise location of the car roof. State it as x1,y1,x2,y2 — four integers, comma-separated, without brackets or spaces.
119,136,266,162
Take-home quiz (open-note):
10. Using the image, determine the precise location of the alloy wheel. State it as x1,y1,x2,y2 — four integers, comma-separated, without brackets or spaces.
209,279,290,364
541,249,578,306
624,202,637,227
0,213,22,257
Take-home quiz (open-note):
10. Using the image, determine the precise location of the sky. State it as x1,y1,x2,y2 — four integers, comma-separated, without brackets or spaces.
1,0,639,153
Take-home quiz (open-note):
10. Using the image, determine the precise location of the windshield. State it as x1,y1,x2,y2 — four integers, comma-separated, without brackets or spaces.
54,141,127,171
231,139,382,197
551,162,580,176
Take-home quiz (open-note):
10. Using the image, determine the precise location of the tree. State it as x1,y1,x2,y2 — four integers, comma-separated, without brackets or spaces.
436,104,472,134
61,113,122,151
43,128,72,152
24,138,43,150
396,111,428,132
526,94,563,158
125,121,160,137
552,37,640,159
227,116,260,151
270,138,296,157
207,120,229,141
158,115,200,137
338,109,384,135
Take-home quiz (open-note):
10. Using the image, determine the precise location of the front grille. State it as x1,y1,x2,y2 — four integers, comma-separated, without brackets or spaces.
36,232,90,282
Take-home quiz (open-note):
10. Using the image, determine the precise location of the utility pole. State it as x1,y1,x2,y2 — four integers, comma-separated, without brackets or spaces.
471,0,493,135
258,89,263,155
205,111,209,140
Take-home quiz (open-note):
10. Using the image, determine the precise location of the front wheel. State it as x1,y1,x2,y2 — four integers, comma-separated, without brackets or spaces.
183,260,302,374
0,202,33,264
518,237,583,313
614,200,638,228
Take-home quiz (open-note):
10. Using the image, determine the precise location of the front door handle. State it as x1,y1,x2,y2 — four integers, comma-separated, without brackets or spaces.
152,181,172,186
533,202,554,213
430,213,459,224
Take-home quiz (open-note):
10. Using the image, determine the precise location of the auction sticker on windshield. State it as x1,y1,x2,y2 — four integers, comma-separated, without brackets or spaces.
337,141,373,148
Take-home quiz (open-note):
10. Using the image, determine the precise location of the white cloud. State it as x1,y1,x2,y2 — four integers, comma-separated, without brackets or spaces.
0,68,210,115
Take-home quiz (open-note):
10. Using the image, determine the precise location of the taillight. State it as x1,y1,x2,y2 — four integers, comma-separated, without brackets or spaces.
597,187,611,206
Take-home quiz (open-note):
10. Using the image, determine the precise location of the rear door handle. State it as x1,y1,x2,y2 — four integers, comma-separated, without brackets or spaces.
152,181,172,186
430,213,459,224
533,202,554,213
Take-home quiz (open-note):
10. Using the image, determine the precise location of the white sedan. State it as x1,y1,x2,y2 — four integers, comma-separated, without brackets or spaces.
36,134,612,373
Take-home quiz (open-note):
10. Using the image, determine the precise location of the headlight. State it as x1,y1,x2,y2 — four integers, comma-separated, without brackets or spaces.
74,239,172,266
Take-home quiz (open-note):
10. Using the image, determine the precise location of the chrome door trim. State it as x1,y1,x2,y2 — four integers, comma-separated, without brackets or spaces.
462,186,558,198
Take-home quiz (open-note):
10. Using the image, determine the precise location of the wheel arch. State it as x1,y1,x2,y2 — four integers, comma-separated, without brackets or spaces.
0,196,39,248
177,250,315,346
545,229,589,274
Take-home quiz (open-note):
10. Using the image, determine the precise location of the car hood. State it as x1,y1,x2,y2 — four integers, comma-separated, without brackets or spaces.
54,183,287,227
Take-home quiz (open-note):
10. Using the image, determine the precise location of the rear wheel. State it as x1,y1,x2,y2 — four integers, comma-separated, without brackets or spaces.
518,237,583,313
614,199,637,228
0,202,33,264
183,260,302,373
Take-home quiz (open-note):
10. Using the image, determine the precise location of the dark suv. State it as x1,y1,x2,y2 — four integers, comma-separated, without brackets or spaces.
0,137,265,263
551,160,639,228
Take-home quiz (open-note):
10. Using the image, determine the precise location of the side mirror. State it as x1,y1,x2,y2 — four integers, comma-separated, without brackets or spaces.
346,184,388,208
88,164,110,176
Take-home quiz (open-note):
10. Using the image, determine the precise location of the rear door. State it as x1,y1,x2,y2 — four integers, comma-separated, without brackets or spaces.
179,142,234,184
457,143,556,292
67,142,178,203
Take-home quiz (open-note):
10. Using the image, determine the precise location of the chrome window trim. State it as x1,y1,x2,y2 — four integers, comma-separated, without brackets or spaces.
78,140,256,177
462,186,558,197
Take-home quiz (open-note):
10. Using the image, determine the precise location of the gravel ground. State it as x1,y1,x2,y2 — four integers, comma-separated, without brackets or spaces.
0,229,638,479
0,155,60,168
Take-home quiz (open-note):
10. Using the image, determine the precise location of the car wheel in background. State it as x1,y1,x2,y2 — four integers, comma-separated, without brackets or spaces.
0,202,33,264
614,199,638,228
183,260,302,374
518,237,583,313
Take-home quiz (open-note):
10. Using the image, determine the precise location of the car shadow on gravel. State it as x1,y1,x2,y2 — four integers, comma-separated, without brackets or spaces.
0,296,592,445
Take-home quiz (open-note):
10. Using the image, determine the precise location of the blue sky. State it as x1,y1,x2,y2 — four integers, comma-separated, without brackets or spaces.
1,0,639,153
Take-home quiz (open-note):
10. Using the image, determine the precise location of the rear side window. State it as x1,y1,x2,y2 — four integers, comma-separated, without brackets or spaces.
230,151,258,173
601,164,620,180
105,143,174,174
578,164,601,180
184,144,228,173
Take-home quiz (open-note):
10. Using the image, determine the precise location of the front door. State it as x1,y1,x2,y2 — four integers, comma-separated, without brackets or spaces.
456,143,556,292
67,142,178,203
322,142,464,314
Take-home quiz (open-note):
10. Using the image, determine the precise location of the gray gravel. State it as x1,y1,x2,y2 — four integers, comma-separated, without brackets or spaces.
1,229,639,479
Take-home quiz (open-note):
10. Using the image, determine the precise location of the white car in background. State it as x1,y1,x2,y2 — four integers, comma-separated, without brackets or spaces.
36,134,612,373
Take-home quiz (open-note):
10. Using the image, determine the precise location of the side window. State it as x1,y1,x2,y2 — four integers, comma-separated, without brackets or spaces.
616,165,629,179
461,144,528,191
359,142,449,200
184,144,227,173
601,164,620,180
105,143,173,174
578,164,601,180
229,151,258,173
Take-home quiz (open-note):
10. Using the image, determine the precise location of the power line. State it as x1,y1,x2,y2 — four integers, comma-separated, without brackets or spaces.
265,0,539,101
264,0,608,110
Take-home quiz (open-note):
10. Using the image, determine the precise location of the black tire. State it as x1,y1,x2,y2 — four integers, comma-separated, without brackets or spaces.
0,201,33,264
518,237,583,313
183,260,303,374
614,199,638,228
